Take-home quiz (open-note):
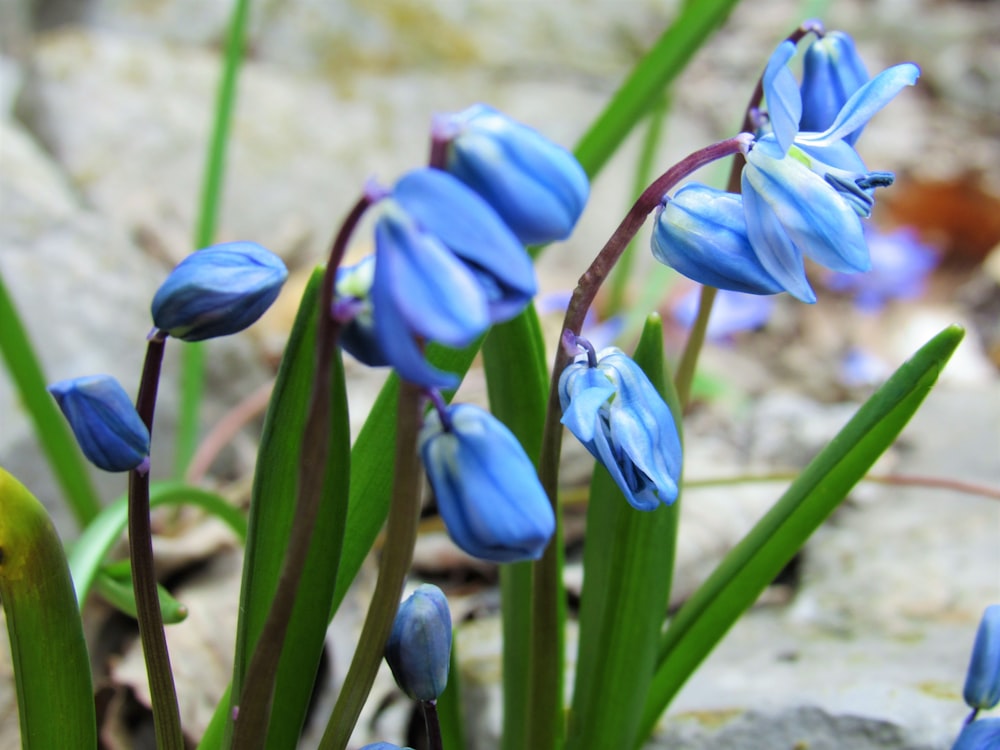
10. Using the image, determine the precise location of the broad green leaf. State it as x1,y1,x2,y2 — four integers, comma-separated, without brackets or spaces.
636,325,965,743
567,314,682,750
225,267,351,748
0,272,101,526
0,466,97,749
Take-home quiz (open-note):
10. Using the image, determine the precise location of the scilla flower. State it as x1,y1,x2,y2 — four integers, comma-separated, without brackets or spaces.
151,241,288,341
436,104,589,245
48,375,150,473
951,718,1000,750
964,605,1000,711
420,402,555,562
385,584,452,702
559,338,682,511
371,168,536,388
333,255,390,367
800,31,870,142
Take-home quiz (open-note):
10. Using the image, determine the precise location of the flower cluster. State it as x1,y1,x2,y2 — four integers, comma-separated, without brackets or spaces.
652,30,919,303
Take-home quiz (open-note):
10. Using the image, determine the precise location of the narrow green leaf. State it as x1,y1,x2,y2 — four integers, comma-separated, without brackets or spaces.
0,271,102,527
226,267,352,748
567,314,681,750
67,481,247,609
437,643,466,750
94,566,190,625
0,466,97,749
636,325,965,743
482,306,551,750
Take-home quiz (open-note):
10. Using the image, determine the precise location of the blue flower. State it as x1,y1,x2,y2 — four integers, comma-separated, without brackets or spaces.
651,184,789,297
48,375,150,473
559,345,682,511
372,168,536,388
438,104,589,245
952,718,1000,750
800,31,870,143
360,744,413,750
964,605,1000,711
333,255,390,367
741,54,920,301
385,584,453,702
151,241,287,342
420,403,555,562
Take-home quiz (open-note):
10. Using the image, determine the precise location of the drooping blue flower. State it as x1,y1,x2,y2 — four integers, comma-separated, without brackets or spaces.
800,31,870,143
151,241,288,341
420,403,555,562
372,168,537,388
385,584,453,702
438,104,589,245
333,255,390,367
951,718,1000,750
559,344,682,511
741,58,920,301
964,605,1000,711
48,375,150,473
651,184,792,297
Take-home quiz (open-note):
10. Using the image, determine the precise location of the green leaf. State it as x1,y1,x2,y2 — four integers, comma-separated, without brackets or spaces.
94,563,190,624
636,325,965,743
567,314,682,750
482,306,552,750
226,267,352,748
437,642,466,750
0,466,97,749
0,271,102,527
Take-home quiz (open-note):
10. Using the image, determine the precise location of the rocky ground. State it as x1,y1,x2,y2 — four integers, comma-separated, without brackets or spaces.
1,0,999,748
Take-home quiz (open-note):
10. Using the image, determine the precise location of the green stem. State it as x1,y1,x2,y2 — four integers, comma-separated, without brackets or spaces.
317,381,425,750
130,335,184,750
175,0,253,477
672,285,716,408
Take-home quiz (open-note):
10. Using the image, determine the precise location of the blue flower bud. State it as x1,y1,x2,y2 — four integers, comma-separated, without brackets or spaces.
964,605,1000,710
48,375,150,473
951,718,1000,750
800,31,870,144
439,104,589,245
385,584,453,702
333,255,390,367
151,241,288,341
420,403,555,562
651,184,786,296
559,345,682,511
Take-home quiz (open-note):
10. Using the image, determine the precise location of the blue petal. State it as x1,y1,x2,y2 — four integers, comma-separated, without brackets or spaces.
800,63,919,147
374,206,489,347
394,168,537,323
800,31,870,142
558,363,615,444
651,185,785,295
964,605,1000,710
951,718,1000,750
421,405,555,563
740,172,817,303
762,41,802,155
744,146,869,274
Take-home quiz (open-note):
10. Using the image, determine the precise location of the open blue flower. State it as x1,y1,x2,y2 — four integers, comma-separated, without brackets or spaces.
439,104,589,245
559,346,682,511
385,584,452,702
151,241,287,341
372,168,536,388
964,605,1000,711
48,375,150,473
420,403,555,562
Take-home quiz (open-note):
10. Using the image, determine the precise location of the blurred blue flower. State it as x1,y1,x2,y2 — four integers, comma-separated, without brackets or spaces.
838,347,890,388
537,290,624,350
559,344,682,511
800,31,870,144
420,403,555,562
151,241,287,341
672,287,776,340
48,374,150,473
360,744,413,750
385,584,452,702
652,184,787,297
964,605,1000,711
372,168,536,388
826,227,938,311
438,104,589,245
952,718,1000,750
741,55,920,301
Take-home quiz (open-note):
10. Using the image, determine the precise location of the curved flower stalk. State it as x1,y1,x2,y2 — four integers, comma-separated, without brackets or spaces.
368,168,536,387
419,402,555,562
151,241,288,341
558,337,682,511
48,375,150,473
435,104,590,245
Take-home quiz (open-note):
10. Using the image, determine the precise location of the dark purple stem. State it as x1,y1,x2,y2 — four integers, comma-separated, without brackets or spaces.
422,700,444,750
